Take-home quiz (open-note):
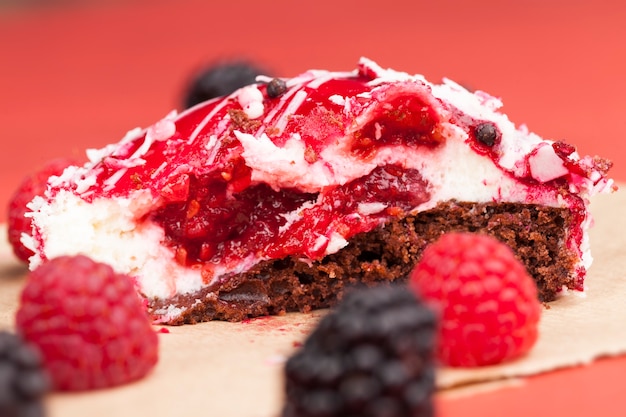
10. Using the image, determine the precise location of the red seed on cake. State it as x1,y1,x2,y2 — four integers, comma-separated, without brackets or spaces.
409,232,541,367
15,255,159,391
7,158,77,263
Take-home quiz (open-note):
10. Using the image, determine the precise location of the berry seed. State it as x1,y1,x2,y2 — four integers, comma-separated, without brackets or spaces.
474,122,499,147
267,78,288,98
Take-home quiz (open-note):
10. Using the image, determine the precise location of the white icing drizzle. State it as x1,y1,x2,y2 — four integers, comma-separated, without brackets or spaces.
74,173,99,194
204,134,220,167
103,168,128,191
305,70,352,89
255,75,274,84
257,83,305,136
128,112,178,161
150,161,169,179
187,94,233,145
285,70,321,88
273,89,308,135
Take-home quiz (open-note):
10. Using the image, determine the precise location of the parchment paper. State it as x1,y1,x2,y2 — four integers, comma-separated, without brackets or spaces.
0,188,624,417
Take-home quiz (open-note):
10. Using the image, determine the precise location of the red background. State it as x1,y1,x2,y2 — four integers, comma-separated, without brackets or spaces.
1,0,625,415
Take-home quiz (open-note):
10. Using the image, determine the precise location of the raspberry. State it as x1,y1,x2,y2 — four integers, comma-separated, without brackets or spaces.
7,158,77,263
183,61,269,108
409,232,541,367
0,331,50,417
282,285,437,417
15,255,159,391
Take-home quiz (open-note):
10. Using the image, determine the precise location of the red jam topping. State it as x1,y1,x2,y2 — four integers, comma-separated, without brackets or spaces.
68,60,608,283
72,72,442,275
354,95,443,158
152,164,430,274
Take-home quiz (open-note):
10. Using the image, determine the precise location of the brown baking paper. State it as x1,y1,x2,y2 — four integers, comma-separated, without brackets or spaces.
1,188,625,417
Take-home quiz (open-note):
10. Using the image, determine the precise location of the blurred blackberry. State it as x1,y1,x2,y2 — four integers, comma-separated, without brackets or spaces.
183,61,270,108
282,285,437,417
0,331,50,417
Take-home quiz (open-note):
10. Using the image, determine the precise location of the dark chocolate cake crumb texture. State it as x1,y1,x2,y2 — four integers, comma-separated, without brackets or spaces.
0,331,50,417
160,201,576,324
281,285,437,417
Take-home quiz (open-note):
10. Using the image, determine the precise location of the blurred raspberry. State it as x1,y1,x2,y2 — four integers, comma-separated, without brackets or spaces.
409,232,541,367
16,255,158,391
7,158,77,263
183,61,269,108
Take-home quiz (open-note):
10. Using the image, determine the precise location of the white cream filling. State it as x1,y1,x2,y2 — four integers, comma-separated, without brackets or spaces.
26,190,203,300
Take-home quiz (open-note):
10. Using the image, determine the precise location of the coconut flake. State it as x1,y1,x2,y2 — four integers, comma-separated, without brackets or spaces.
147,115,177,142
529,144,569,183
328,94,346,106
358,202,387,215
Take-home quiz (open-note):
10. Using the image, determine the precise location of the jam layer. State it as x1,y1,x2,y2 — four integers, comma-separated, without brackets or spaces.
151,165,431,282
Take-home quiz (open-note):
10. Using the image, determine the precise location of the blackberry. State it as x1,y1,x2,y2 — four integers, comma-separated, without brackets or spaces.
282,285,437,417
0,331,50,417
183,61,269,108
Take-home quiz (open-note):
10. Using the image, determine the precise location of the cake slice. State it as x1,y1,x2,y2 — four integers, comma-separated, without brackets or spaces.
24,58,614,324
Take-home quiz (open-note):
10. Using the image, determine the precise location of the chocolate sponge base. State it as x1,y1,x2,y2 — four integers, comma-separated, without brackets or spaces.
154,201,578,325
